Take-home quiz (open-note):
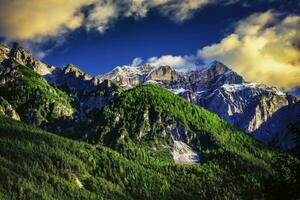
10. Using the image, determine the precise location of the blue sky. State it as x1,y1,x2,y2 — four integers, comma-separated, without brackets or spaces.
0,0,299,89
42,1,296,76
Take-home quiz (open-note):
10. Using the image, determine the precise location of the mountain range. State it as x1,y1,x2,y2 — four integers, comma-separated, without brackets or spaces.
0,43,299,199
1,43,298,149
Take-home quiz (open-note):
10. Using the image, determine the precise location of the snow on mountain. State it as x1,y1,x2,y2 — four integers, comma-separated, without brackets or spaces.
99,65,153,88
99,64,180,89
170,88,187,94
101,65,147,80
221,83,286,96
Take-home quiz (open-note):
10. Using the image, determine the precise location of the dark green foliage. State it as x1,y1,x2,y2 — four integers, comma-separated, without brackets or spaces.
0,116,169,200
0,116,299,199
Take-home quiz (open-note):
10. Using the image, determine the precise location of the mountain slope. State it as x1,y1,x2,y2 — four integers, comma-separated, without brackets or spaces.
0,114,299,199
1,116,190,199
0,117,126,200
88,84,287,163
85,84,299,197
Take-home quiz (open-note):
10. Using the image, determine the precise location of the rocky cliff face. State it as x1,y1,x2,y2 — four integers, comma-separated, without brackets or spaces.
77,79,121,117
146,65,180,82
191,83,298,149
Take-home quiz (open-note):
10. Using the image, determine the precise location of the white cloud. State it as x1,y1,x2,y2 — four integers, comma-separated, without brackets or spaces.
85,2,117,33
158,0,213,22
146,55,198,72
0,0,229,65
198,11,300,89
0,0,239,41
131,57,143,66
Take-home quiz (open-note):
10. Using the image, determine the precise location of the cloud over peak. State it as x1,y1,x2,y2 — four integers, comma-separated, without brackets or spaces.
198,11,300,88
146,55,198,72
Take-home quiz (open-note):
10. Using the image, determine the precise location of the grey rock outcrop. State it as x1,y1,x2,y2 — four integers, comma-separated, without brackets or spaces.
146,65,180,82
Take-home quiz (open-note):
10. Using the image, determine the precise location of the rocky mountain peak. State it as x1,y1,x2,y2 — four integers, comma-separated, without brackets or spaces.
146,65,180,82
63,64,92,81
0,44,9,51
0,44,9,62
184,61,245,92
139,63,155,73
206,60,230,72
9,43,29,56
63,64,83,75
200,61,240,81
7,43,55,75
9,43,36,66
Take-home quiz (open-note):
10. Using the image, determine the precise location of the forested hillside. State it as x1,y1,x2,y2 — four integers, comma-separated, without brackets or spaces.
0,85,298,199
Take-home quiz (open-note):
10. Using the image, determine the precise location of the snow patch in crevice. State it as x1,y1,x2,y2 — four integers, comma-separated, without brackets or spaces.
172,141,200,164
170,88,187,95
144,79,160,85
